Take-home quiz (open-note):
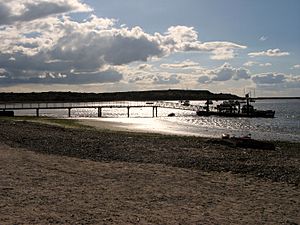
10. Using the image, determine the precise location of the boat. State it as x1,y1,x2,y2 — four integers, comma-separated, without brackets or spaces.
181,100,190,106
196,94,275,118
221,133,230,139
168,113,175,117
219,133,275,150
241,105,275,118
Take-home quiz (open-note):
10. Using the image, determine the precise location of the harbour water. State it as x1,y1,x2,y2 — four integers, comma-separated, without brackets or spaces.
13,99,300,142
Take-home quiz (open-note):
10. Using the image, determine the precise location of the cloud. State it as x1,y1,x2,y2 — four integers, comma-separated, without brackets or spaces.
248,49,289,57
198,42,247,60
262,63,272,67
160,60,200,69
252,73,300,89
181,41,247,60
0,0,91,25
252,73,286,84
196,63,251,84
286,76,300,88
156,26,246,60
259,36,268,41
197,75,211,84
213,63,250,81
137,64,153,70
243,61,257,67
0,69,122,86
0,1,247,87
128,72,180,85
153,74,180,85
243,61,272,67
197,63,250,83
291,64,300,69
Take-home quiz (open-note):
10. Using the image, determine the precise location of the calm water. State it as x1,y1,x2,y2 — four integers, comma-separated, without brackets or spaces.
13,99,300,142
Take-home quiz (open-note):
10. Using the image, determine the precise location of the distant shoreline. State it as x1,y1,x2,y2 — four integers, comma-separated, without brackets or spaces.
0,89,240,103
254,97,300,100
0,90,299,103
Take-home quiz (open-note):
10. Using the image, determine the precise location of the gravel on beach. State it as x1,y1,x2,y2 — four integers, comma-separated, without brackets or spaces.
0,119,299,185
0,119,299,224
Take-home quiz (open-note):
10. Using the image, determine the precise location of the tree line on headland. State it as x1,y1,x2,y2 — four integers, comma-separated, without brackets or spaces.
0,89,240,103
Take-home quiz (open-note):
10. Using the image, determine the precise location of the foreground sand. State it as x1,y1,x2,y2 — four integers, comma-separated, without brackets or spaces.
0,119,299,224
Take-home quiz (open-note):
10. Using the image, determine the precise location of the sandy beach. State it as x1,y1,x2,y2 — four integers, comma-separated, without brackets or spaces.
0,118,299,224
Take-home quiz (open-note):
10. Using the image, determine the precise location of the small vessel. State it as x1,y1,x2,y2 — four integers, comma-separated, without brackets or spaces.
196,94,275,118
182,100,190,106
221,133,230,139
168,113,175,117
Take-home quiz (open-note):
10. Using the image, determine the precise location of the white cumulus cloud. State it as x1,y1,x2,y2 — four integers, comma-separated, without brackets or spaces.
291,64,300,69
160,60,200,69
0,0,247,87
248,49,289,57
259,36,268,41
243,61,272,67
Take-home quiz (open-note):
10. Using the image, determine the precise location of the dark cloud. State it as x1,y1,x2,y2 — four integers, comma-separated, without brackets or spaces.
104,35,162,65
0,2,11,25
212,65,234,81
252,73,286,84
17,2,74,23
234,68,250,80
0,0,91,25
213,64,250,81
198,76,211,84
252,73,300,90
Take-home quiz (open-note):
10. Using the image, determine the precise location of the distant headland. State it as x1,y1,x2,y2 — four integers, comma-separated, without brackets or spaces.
0,90,240,103
0,90,299,103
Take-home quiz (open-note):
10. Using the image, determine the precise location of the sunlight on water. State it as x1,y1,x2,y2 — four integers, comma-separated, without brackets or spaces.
13,99,300,142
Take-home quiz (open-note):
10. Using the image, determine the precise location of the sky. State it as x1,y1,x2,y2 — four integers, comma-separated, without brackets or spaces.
0,0,299,96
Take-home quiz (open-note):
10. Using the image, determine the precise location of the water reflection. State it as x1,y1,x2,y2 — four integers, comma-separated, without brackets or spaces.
12,99,300,142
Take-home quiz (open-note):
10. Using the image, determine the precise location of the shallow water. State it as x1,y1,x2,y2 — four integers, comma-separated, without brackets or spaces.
13,99,300,142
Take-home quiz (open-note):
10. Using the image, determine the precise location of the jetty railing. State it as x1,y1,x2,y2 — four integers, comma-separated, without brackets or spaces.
0,101,202,117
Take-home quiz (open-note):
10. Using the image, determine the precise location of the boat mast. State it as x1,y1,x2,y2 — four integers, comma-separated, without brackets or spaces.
246,93,250,116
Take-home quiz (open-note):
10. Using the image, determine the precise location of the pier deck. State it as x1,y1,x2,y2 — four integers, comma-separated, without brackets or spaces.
0,101,201,117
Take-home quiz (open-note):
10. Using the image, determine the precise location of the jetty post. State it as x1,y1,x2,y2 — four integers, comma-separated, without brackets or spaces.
152,106,158,117
36,108,39,117
68,108,71,117
246,94,250,116
206,99,210,112
152,106,156,117
127,106,130,117
98,107,102,117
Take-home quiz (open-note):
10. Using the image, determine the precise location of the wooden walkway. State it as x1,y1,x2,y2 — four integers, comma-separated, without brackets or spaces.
0,101,203,117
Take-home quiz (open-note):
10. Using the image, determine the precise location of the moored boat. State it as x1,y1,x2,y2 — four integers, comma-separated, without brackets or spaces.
196,94,275,118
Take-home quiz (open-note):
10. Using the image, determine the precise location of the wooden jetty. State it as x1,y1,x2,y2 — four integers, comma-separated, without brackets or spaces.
0,101,202,117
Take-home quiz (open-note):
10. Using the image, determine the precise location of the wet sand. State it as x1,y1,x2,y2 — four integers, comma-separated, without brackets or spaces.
0,119,299,224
